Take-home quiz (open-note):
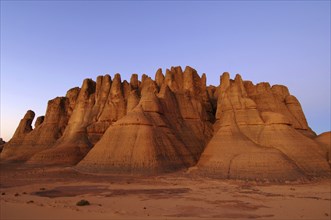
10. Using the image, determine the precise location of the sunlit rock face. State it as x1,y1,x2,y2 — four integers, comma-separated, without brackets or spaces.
1,66,330,180
197,73,329,181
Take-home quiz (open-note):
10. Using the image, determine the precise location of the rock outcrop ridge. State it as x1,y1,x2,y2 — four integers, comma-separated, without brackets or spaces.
1,66,329,180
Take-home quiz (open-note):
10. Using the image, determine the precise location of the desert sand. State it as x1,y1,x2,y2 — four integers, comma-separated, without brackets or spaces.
1,163,330,220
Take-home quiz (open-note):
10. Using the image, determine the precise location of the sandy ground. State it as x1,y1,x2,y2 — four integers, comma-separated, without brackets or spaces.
0,163,330,220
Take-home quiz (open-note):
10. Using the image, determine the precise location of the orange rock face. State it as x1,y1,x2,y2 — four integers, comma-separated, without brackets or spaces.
314,132,331,164
197,73,329,180
77,68,213,173
1,66,329,180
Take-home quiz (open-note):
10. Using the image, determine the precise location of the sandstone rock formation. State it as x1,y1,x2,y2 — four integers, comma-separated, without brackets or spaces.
77,67,213,173
197,73,330,180
1,66,330,180
0,138,6,153
315,132,331,164
1,89,78,161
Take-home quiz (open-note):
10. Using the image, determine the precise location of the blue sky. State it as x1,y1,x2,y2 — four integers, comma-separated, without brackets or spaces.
1,1,330,141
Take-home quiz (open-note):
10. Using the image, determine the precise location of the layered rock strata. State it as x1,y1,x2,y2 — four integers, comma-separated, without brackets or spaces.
1,66,329,180
197,73,330,180
77,67,213,173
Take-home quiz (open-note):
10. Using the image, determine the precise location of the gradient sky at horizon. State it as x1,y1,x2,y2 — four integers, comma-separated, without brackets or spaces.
1,1,330,141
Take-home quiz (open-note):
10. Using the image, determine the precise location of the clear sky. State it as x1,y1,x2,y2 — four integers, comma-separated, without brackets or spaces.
0,1,330,141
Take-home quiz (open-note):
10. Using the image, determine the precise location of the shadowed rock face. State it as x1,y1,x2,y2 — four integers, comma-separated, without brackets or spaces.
0,138,6,153
1,66,330,180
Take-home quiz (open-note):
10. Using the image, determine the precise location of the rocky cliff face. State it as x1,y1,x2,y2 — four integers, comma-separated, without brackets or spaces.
314,132,331,164
197,73,329,181
1,66,329,180
0,138,6,153
77,67,213,173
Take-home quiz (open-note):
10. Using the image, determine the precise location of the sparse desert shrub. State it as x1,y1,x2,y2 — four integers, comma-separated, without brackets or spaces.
76,199,90,206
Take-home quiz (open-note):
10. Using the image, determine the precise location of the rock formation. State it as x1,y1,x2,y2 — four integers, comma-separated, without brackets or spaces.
77,67,213,173
314,132,331,164
197,73,329,180
1,66,330,180
0,138,6,153
1,89,78,161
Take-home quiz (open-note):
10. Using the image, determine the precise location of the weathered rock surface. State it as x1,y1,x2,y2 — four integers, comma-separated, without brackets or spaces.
315,132,331,164
1,66,330,180
197,72,330,180
0,138,6,153
77,71,213,173
1,93,75,161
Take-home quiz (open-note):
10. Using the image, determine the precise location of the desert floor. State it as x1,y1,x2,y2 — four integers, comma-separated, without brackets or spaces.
0,163,330,220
